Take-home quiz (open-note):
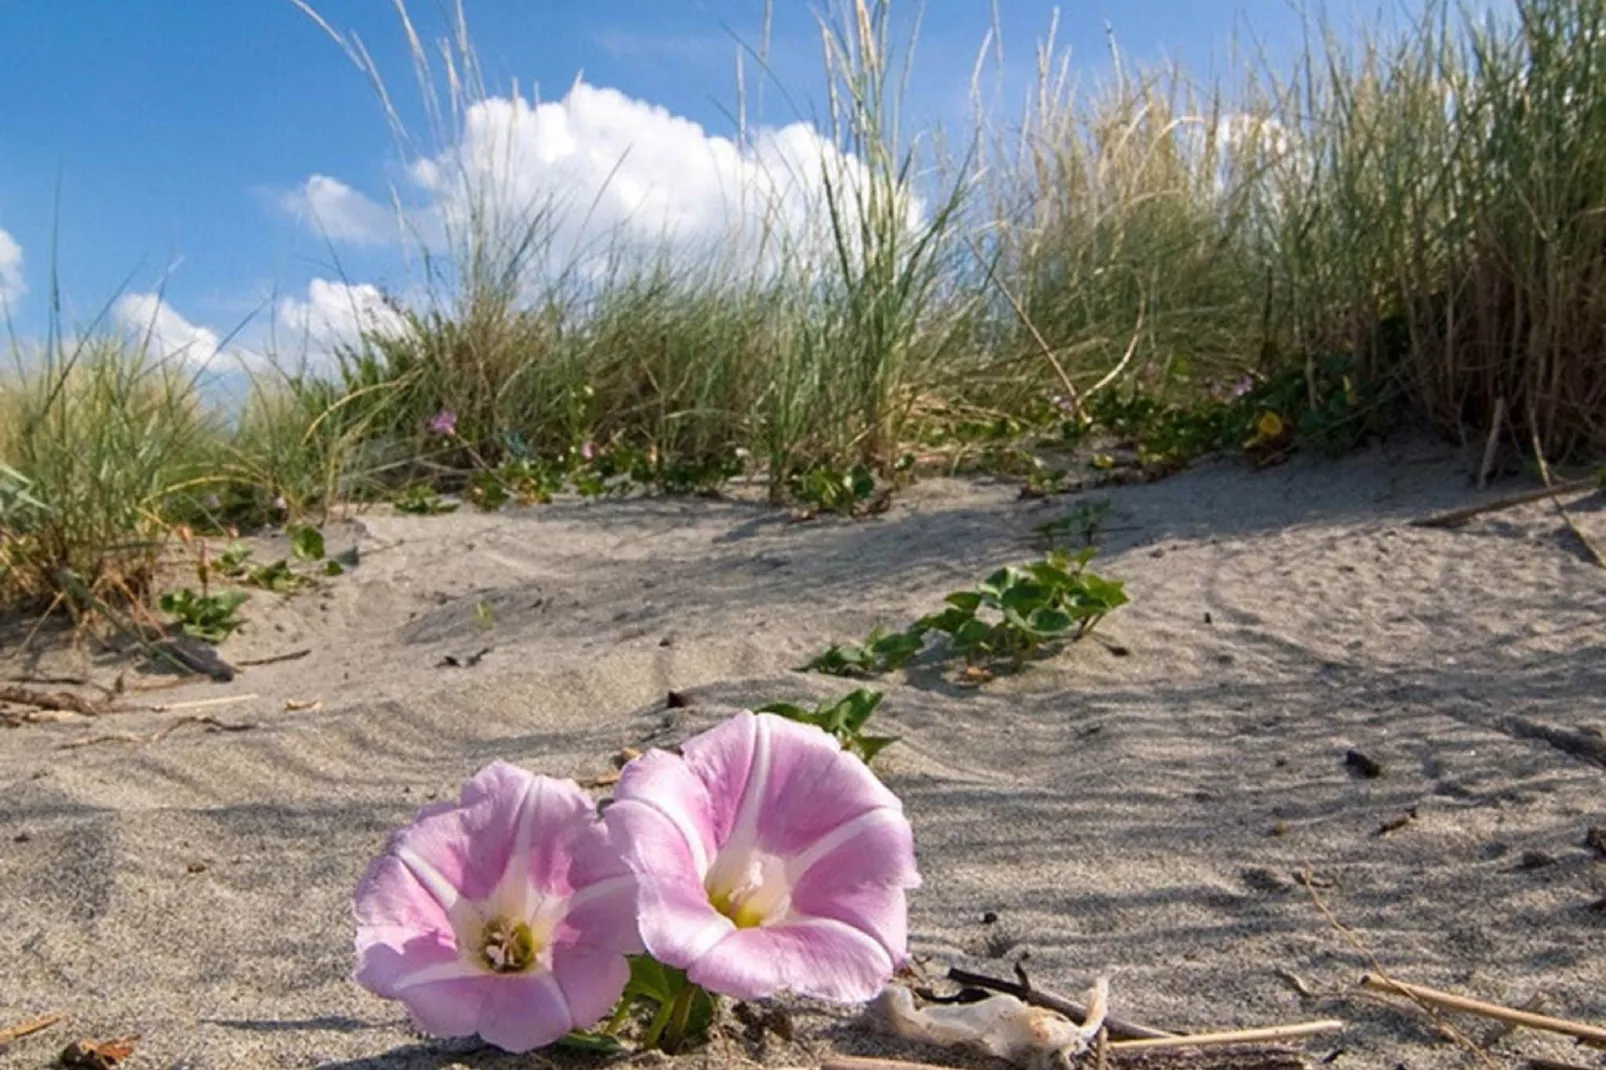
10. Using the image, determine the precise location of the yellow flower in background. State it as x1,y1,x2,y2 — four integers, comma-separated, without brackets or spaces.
1246,410,1287,450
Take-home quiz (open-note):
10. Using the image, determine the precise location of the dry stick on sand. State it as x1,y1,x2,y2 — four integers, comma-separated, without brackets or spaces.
1477,993,1546,1051
826,1045,1320,1070
1107,1022,1345,1052
1527,416,1605,568
1408,477,1596,529
57,714,255,751
1477,397,1507,489
148,693,259,713
0,684,111,717
0,1011,66,1046
233,648,312,668
1358,976,1606,1050
945,967,1174,1040
1298,869,1498,1070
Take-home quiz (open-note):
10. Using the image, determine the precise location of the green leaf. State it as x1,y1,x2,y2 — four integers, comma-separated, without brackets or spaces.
919,606,972,636
683,985,716,1040
835,688,884,733
754,702,813,720
1000,581,1052,613
624,954,675,1004
1029,607,1074,635
323,559,344,576
944,590,983,613
855,734,900,763
953,618,993,650
978,567,1013,595
288,525,325,561
869,629,925,669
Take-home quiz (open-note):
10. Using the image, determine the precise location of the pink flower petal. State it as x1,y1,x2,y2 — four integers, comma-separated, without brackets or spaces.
371,761,536,904
604,788,734,967
354,764,639,1051
560,873,644,955
610,712,920,1002
480,972,580,1053
790,825,915,960
552,945,633,1030
352,849,457,969
688,916,896,1002
677,712,763,848
748,715,907,858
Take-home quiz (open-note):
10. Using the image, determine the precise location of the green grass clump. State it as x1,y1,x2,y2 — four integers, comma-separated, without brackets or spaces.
0,334,225,608
6,0,1606,627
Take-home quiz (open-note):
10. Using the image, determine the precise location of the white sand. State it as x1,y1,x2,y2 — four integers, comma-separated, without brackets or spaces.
2,436,1603,1069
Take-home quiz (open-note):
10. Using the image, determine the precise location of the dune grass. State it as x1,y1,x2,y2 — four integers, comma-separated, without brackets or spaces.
3,0,1604,617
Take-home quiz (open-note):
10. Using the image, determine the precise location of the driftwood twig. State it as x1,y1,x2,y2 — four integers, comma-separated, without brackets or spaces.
1409,478,1595,529
1359,975,1606,1049
1528,426,1604,568
0,685,110,717
0,1010,66,1045
1479,993,1546,1050
1108,1022,1344,1051
149,693,259,713
1477,398,1506,489
57,714,255,750
234,648,312,668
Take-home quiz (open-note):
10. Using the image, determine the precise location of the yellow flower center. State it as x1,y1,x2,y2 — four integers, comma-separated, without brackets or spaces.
706,851,792,929
479,918,540,973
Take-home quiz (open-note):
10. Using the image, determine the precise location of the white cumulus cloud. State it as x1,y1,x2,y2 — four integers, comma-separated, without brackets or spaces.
0,227,24,305
111,279,409,374
281,175,397,245
275,278,410,357
294,80,919,278
113,292,222,367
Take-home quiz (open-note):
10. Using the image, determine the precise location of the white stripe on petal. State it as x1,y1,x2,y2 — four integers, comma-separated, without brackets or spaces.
786,806,902,879
624,796,711,875
390,957,485,992
396,844,464,915
499,774,543,918
722,713,772,861
536,968,574,1030
684,913,736,962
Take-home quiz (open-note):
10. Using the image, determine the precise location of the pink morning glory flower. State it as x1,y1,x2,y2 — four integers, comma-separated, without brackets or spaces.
353,762,641,1052
427,409,457,436
605,711,920,1003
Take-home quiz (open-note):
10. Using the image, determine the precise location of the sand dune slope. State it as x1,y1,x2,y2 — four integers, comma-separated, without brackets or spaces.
2,439,1602,1069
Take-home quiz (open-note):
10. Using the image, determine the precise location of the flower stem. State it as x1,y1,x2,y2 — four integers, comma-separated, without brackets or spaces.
663,979,701,1053
601,999,631,1036
641,996,676,1051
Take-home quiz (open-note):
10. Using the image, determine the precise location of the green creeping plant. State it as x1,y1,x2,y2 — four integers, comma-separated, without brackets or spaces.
803,549,1128,681
756,688,899,764
159,587,248,644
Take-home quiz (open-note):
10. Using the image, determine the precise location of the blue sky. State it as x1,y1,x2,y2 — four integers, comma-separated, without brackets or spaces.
0,0,1381,367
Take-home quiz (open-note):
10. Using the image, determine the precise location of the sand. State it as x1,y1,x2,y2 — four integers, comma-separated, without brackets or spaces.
1,435,1603,1070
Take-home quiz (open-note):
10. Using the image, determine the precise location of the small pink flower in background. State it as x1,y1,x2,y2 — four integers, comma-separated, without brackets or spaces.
1230,375,1256,398
353,763,640,1052
579,440,596,461
606,711,919,1003
427,409,458,437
